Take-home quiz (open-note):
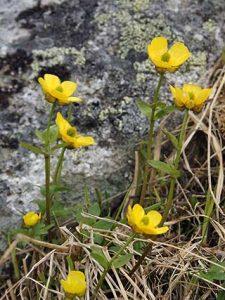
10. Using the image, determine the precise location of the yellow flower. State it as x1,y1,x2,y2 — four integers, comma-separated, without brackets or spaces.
126,204,168,235
23,211,41,227
170,84,212,112
38,74,82,105
56,112,95,148
61,270,86,297
147,36,191,72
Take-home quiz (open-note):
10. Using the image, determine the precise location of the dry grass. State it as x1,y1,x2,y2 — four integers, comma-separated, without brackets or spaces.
1,59,225,299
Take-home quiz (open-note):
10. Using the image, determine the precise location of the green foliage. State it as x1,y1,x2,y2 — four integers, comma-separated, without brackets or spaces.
162,129,179,149
199,262,225,281
40,184,70,198
91,247,108,269
137,100,175,121
36,199,72,218
112,253,132,268
20,142,44,155
148,160,181,178
154,102,175,120
35,125,59,145
136,99,152,119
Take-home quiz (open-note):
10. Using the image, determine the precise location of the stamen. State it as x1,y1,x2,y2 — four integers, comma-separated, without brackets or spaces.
161,52,170,62
56,85,63,92
141,216,149,225
67,128,76,137
188,92,195,100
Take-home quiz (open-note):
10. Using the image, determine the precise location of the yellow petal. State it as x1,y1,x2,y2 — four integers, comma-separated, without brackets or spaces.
170,85,185,108
38,77,49,93
61,271,86,296
132,204,145,222
50,89,68,102
183,84,201,95
68,97,82,103
55,112,72,134
146,210,162,227
195,88,212,106
137,223,169,235
68,271,86,282
73,136,95,148
61,81,77,97
169,42,191,67
147,36,168,66
149,226,169,235
44,74,61,89
23,212,40,226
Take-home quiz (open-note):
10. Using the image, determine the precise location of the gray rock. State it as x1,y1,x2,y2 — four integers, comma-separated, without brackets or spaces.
0,0,225,249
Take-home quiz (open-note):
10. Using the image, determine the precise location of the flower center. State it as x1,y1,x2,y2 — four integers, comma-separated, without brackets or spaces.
67,128,76,137
161,52,170,62
188,92,195,100
141,216,149,226
56,85,63,93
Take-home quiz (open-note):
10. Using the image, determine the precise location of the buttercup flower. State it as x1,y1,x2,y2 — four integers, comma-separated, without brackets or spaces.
23,211,41,227
147,36,191,72
38,74,82,105
56,112,95,148
126,204,168,235
170,84,212,112
61,270,86,297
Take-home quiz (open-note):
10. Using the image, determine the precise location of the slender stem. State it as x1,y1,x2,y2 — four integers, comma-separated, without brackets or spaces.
140,73,164,205
45,154,51,225
53,147,66,184
129,240,153,277
161,109,189,225
46,102,56,148
93,233,136,299
67,103,73,121
44,102,56,225
11,248,20,280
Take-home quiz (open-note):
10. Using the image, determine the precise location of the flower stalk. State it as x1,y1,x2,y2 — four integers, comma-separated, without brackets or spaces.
44,153,51,225
140,73,164,205
161,109,189,225
93,233,136,299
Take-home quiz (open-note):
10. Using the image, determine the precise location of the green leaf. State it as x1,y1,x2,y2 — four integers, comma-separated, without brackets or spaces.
35,125,59,145
93,219,113,230
112,253,132,268
200,262,225,281
136,99,152,119
88,203,101,217
154,103,175,120
148,160,180,178
91,247,108,269
217,290,225,300
20,142,44,155
162,129,179,149
40,184,70,197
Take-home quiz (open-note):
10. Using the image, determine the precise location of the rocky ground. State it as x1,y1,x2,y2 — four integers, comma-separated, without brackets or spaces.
0,0,224,249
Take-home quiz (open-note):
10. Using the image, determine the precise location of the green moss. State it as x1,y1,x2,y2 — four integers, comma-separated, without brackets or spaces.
31,47,86,78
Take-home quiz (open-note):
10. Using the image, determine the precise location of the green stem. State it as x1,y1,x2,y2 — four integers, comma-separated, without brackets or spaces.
129,240,153,277
140,73,164,205
93,233,136,299
201,189,214,245
46,102,56,148
161,109,189,225
44,102,56,225
53,147,66,184
67,103,73,121
12,248,20,280
45,154,51,225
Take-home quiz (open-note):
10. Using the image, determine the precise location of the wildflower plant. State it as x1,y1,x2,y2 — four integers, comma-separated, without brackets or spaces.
2,35,215,299
21,74,95,228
